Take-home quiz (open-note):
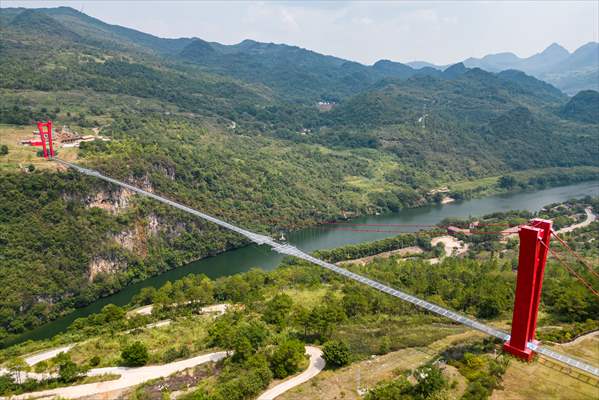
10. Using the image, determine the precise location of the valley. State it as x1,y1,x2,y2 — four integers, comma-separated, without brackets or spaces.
0,4,598,399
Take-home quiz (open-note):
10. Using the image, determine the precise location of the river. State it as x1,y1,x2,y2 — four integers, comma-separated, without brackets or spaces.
8,181,598,346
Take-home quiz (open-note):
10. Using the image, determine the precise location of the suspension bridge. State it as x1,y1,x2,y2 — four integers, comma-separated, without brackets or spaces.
52,158,599,378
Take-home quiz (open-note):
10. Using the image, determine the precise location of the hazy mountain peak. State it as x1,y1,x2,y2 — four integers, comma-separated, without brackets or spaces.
542,42,569,56
443,62,468,78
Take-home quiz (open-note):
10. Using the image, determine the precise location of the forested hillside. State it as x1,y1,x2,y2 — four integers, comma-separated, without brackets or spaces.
0,6,597,342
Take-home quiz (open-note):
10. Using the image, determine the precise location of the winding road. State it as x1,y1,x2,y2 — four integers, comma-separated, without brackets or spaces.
556,207,596,234
7,346,324,400
257,346,325,400
6,351,228,400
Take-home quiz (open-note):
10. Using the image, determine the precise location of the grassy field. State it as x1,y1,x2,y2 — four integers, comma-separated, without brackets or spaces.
493,359,599,399
68,316,212,367
280,288,335,309
447,166,599,196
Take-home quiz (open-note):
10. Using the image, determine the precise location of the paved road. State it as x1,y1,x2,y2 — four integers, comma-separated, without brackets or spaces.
24,344,75,366
8,351,228,399
556,207,596,234
257,346,325,400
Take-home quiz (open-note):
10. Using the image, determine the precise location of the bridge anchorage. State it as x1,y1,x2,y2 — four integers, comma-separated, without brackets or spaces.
51,154,598,378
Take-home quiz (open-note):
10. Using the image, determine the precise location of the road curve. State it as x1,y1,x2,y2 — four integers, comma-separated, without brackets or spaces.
556,207,596,234
7,351,228,400
257,346,325,400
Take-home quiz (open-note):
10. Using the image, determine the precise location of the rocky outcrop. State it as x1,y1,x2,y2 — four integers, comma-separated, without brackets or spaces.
88,214,162,281
79,173,155,214
87,188,133,213
88,256,124,282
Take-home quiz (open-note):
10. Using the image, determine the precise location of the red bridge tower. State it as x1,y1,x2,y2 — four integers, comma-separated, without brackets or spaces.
34,120,55,158
503,219,552,360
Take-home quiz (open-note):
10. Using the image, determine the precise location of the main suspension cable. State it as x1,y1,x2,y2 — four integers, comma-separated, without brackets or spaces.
540,241,599,298
551,231,599,280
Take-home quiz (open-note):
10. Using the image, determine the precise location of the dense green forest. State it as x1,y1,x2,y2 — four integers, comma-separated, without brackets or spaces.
0,6,598,340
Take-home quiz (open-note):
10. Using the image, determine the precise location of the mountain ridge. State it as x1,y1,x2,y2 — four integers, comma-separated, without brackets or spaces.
406,42,598,94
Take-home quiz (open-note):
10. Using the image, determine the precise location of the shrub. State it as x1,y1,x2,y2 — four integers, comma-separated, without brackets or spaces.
89,355,101,367
121,341,149,366
322,340,351,368
58,360,80,382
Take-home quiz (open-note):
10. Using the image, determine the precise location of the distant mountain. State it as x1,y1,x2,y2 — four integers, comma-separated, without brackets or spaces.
406,61,445,69
407,42,598,95
464,51,522,72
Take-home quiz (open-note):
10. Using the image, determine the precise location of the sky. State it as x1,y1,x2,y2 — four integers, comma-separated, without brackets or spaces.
3,1,598,65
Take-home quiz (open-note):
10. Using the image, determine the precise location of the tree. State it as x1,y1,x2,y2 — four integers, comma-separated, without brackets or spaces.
100,304,125,323
262,293,293,327
342,291,369,317
269,339,305,379
477,297,501,319
207,314,236,348
0,145,8,155
232,336,254,362
292,304,310,337
499,175,516,189
322,340,351,368
308,302,346,339
121,341,149,366
58,360,81,382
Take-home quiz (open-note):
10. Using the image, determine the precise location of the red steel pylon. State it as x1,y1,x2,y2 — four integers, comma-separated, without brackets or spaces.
503,219,552,360
35,120,54,158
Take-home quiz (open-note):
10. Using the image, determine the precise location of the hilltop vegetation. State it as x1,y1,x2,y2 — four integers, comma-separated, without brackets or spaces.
0,6,598,339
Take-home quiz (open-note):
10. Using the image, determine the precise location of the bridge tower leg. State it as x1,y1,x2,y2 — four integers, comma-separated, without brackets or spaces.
503,219,552,360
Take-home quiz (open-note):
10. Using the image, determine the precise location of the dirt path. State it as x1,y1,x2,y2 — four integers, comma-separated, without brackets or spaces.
558,330,599,348
257,346,325,400
9,351,228,399
337,246,423,266
556,207,596,234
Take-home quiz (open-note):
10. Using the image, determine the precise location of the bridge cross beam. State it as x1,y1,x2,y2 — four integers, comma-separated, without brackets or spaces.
503,219,552,360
